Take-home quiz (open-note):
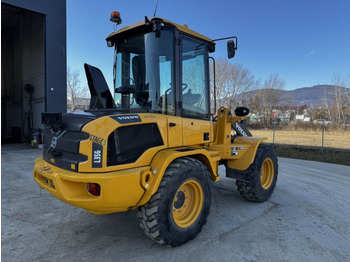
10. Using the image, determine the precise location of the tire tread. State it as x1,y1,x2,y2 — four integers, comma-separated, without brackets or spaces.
137,157,211,246
236,144,278,202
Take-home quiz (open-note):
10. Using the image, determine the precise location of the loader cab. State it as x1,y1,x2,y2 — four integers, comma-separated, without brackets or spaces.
107,18,213,120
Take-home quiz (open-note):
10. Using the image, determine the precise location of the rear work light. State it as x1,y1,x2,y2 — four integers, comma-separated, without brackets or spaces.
87,183,101,196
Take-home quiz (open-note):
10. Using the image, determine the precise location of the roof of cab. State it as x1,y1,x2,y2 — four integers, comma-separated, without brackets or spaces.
106,17,214,43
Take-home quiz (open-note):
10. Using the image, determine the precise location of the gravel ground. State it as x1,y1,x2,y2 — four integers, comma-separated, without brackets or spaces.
2,144,350,262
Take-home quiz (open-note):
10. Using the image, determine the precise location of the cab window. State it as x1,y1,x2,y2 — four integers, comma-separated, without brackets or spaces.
181,36,209,119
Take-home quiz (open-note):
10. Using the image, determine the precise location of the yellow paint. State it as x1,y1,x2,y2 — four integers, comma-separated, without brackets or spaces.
79,114,168,172
226,137,267,170
182,118,211,146
34,106,267,214
136,148,219,207
33,157,147,215
167,115,183,148
206,107,266,170
212,107,244,145
260,158,274,189
172,179,203,228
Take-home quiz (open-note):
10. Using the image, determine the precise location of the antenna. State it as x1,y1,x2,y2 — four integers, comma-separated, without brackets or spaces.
153,0,160,17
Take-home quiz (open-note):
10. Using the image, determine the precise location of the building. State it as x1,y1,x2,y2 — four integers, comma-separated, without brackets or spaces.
2,0,66,143
67,97,90,112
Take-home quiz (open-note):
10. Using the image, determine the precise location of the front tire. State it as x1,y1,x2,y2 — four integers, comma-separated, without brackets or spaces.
236,144,278,202
137,157,211,247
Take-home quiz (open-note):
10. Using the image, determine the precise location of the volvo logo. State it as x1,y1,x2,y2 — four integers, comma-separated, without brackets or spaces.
117,115,139,120
111,114,141,124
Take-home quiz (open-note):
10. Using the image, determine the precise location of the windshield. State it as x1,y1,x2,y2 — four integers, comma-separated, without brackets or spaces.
114,29,175,114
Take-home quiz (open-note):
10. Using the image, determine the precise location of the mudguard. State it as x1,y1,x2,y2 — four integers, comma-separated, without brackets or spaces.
136,147,220,207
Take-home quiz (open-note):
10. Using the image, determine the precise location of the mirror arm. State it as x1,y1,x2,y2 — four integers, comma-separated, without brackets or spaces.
212,36,238,50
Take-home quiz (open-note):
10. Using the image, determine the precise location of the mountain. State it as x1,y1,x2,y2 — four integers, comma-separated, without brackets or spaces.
282,85,349,106
238,85,349,107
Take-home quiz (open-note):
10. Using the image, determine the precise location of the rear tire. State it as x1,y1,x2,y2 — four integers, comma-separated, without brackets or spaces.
236,144,278,202
137,157,211,247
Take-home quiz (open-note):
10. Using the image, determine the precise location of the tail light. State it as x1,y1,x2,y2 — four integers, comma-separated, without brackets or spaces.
87,183,101,196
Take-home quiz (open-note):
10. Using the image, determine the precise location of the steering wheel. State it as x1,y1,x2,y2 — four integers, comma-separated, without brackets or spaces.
165,83,188,94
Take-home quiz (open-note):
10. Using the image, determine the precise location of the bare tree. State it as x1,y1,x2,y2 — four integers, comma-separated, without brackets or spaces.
345,74,350,121
320,89,332,121
67,67,89,111
210,58,258,114
250,73,286,125
332,74,346,123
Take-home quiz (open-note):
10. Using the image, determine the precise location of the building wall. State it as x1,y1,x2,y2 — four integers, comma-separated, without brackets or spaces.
2,8,45,138
2,0,66,142
2,0,67,113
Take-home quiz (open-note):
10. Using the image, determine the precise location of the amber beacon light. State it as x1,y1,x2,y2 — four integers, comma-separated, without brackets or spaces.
110,11,122,24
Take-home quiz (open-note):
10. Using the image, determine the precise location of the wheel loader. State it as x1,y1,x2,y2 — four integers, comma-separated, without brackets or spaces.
33,12,278,247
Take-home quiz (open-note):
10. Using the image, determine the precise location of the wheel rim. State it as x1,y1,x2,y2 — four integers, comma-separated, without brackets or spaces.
260,158,274,189
172,179,203,228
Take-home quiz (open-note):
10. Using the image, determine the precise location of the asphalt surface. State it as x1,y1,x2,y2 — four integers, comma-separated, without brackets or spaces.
2,144,350,262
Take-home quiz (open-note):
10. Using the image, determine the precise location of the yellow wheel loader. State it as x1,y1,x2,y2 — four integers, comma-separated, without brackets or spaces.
33,13,278,247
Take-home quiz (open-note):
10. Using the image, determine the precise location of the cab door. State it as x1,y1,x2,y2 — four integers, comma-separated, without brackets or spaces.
182,118,212,146
180,35,211,146
167,115,183,148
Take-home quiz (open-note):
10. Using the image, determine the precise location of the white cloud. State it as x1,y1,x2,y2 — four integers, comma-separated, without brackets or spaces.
305,48,320,57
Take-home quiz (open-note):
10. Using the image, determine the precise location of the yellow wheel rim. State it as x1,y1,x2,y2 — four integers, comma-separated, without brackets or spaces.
172,179,203,228
260,158,274,189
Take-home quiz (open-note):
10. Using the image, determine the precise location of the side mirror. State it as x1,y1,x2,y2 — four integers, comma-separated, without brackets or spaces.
227,40,236,59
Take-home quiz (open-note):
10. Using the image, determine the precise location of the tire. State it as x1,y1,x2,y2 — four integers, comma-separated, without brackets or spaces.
236,144,278,202
137,157,211,247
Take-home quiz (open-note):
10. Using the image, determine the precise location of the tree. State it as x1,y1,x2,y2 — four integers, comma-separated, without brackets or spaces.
210,58,258,114
320,89,332,121
319,74,350,123
67,67,89,111
331,74,346,123
345,74,350,122
250,74,286,125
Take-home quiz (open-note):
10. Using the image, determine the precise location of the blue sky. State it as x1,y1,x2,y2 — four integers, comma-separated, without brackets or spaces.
67,0,350,91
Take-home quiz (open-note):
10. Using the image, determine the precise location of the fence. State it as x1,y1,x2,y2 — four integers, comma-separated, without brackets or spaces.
248,122,350,151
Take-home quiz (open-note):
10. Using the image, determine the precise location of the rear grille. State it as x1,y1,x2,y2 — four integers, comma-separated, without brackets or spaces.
107,123,163,166
42,128,89,172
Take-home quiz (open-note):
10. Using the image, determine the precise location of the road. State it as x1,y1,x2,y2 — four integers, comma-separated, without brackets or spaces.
2,145,350,262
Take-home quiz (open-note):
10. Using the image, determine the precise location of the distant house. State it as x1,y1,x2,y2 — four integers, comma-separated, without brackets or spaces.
295,114,311,122
67,97,90,112
249,113,260,123
295,115,305,121
271,109,290,123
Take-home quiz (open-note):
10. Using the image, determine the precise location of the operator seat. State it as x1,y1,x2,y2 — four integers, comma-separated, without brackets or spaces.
183,89,201,107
